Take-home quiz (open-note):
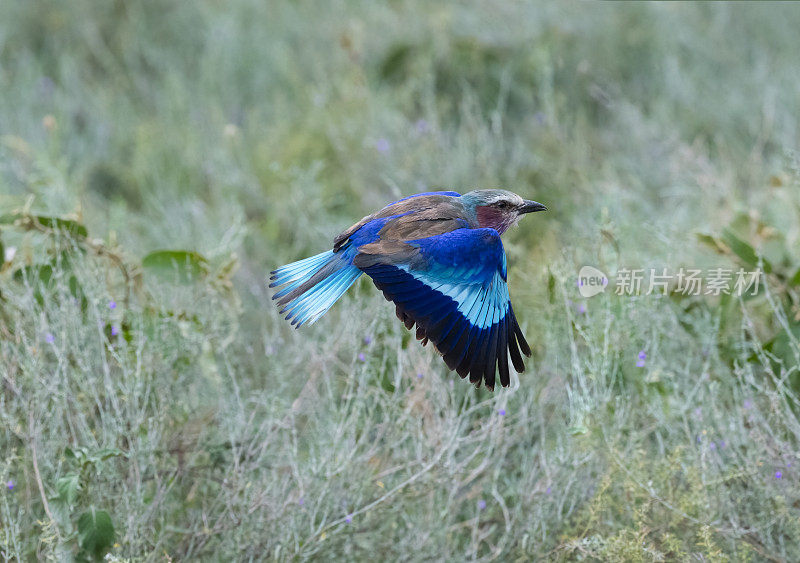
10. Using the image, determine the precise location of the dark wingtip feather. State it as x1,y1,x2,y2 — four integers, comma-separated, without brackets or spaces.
498,352,510,388
498,317,510,387
508,319,525,373
468,328,489,385
457,327,481,381
394,305,415,330
483,323,499,391
422,313,459,350
514,320,532,357
441,324,471,370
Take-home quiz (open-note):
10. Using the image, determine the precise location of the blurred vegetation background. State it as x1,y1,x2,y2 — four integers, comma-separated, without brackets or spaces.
2,1,800,560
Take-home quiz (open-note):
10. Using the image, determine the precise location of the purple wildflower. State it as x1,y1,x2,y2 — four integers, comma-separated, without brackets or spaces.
636,359,646,368
775,471,783,479
719,441,726,449
375,138,390,154
111,325,120,336
743,399,752,409
477,499,486,510
298,498,304,506
108,300,116,310
45,333,55,344
577,303,587,314
6,480,13,491
345,514,353,524
498,409,506,416
546,486,552,495
417,372,424,379
638,350,647,360
357,353,365,362
709,441,716,450
363,336,372,345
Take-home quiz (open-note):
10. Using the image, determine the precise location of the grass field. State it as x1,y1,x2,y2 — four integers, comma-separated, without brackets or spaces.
2,2,800,560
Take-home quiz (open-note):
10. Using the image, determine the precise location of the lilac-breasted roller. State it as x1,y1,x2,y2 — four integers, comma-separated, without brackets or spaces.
269,189,547,390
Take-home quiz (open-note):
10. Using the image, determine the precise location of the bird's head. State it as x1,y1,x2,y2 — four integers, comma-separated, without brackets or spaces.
462,189,547,235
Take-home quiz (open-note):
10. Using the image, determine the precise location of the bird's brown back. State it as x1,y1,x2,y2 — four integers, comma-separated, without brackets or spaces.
333,194,472,253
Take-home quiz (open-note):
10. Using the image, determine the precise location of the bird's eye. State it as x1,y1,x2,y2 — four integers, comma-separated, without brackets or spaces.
496,201,510,209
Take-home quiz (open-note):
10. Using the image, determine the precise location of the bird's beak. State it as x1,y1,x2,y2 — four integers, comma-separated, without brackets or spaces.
518,200,548,214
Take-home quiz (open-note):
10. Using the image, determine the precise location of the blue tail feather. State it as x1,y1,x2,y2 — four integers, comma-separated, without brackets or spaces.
269,251,332,289
270,250,362,327
290,268,359,327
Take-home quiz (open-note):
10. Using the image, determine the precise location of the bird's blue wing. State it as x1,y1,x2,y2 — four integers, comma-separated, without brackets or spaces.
357,228,531,389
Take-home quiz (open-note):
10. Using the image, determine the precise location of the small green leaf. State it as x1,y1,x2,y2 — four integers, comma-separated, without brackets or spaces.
142,250,209,284
790,267,800,287
12,264,56,306
65,446,88,461
721,228,772,273
13,264,54,286
92,448,127,462
77,507,115,559
55,473,80,505
379,43,414,82
568,425,588,436
33,216,88,237
696,233,725,253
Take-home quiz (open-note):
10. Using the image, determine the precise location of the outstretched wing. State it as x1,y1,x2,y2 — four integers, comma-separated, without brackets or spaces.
355,228,531,390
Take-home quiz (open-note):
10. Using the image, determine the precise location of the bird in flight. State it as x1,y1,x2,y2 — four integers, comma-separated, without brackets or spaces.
269,189,547,390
